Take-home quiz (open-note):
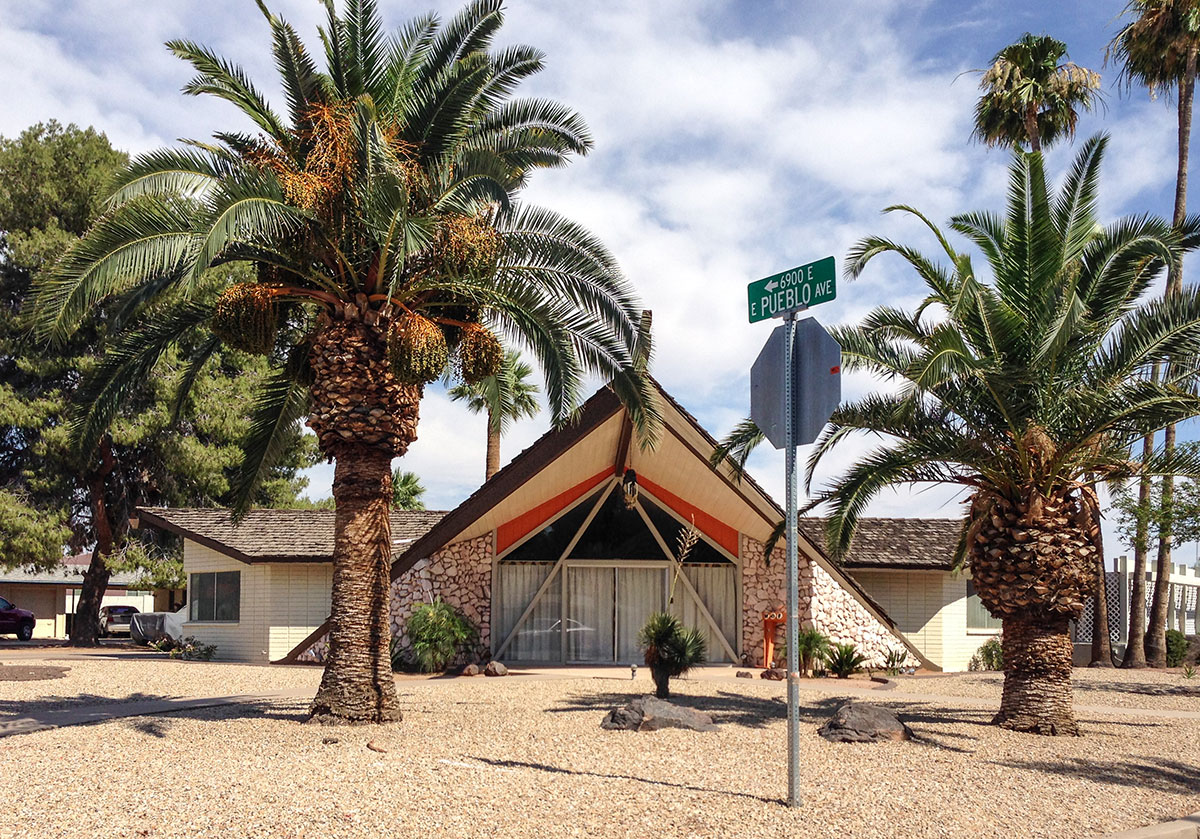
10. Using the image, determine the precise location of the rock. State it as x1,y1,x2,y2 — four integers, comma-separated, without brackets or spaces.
484,660,508,677
462,663,482,676
366,740,388,753
818,702,912,743
600,696,717,732
736,671,753,679
760,668,786,681
321,737,339,745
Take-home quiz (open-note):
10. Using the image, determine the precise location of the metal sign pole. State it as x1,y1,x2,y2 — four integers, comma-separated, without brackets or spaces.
783,309,801,808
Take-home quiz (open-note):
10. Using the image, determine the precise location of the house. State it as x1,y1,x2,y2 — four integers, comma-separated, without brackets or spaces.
0,553,163,639
140,381,1016,670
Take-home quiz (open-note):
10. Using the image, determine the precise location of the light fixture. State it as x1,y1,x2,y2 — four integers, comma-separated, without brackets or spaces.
621,468,638,509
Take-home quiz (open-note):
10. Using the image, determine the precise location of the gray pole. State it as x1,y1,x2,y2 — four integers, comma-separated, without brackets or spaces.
783,309,801,808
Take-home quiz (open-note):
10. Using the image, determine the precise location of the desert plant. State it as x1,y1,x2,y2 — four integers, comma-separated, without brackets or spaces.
824,643,868,679
639,612,706,698
406,600,477,673
1183,663,1196,679
882,648,908,676
1166,629,1189,667
151,636,217,661
793,627,831,676
969,637,1005,671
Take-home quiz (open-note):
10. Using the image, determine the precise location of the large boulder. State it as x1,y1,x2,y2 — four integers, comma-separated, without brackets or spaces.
600,696,717,732
760,668,786,681
462,663,482,676
484,661,508,677
818,701,912,743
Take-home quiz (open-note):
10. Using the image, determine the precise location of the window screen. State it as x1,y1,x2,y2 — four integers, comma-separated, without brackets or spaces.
189,571,240,622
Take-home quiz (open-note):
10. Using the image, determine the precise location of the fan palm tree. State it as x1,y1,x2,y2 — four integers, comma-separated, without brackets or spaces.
717,137,1200,734
973,33,1102,152
448,348,539,480
1109,0,1200,668
392,469,425,510
32,0,658,724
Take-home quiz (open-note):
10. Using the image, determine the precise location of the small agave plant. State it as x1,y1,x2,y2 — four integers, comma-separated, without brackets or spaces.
638,612,706,699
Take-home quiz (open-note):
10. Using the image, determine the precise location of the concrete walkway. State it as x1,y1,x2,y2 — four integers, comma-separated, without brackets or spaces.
0,690,311,738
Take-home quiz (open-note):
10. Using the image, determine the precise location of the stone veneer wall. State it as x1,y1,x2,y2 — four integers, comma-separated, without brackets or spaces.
296,533,493,664
740,534,913,668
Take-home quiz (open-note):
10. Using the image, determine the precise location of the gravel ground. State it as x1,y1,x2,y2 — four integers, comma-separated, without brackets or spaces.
893,667,1200,712
3,661,1199,839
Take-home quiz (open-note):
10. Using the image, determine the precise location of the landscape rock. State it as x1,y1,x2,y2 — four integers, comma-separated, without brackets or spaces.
735,671,753,679
600,696,717,732
760,668,786,681
366,740,387,753
484,661,508,677
462,663,482,676
818,702,912,743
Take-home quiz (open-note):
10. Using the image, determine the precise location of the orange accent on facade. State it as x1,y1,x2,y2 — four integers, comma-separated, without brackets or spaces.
637,477,740,557
495,469,615,554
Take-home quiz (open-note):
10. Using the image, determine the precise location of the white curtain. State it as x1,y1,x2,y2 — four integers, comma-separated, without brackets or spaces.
669,564,736,663
497,563,561,662
616,567,666,663
567,567,615,662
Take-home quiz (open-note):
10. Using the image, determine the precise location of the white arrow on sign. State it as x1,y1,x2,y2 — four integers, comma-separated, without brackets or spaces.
765,279,779,292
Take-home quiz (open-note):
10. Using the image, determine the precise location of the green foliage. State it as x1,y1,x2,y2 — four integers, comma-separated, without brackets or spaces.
1166,629,1188,667
883,648,908,676
970,637,1005,671
1183,664,1196,679
823,642,868,679
406,599,477,673
1110,459,1200,555
392,470,426,511
104,544,185,591
151,636,217,660
639,612,706,698
792,627,831,675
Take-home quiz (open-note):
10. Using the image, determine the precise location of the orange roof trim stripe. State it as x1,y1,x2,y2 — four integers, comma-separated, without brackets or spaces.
638,476,740,557
495,468,615,554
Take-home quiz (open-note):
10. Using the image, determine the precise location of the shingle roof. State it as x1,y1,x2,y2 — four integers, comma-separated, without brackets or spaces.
0,553,142,586
136,508,446,564
799,517,963,571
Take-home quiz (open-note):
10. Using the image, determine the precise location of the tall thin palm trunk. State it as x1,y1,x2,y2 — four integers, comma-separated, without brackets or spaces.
485,408,500,481
1124,440,1153,668
1090,525,1114,667
1147,46,1196,668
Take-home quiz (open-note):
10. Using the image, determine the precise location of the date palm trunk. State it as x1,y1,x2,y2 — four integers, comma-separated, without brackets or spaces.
1123,444,1153,668
305,310,419,724
994,614,1077,735
1147,48,1196,668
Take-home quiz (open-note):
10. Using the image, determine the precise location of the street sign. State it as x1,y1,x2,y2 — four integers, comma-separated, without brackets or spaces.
749,318,841,449
747,255,836,323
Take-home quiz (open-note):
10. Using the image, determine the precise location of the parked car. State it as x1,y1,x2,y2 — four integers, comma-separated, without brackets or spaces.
0,596,36,641
98,605,140,637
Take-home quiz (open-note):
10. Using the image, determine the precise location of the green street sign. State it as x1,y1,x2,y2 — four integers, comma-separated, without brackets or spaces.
747,256,836,323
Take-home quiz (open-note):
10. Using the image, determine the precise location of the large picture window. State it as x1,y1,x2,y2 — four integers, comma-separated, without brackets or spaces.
966,579,1002,631
189,571,240,622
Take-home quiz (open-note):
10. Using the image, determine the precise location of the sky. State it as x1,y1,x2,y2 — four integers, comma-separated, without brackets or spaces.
3,0,1198,564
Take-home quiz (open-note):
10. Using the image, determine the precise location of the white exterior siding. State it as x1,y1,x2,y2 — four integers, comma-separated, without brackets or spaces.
181,539,332,663
850,569,986,672
266,563,333,661
182,541,270,662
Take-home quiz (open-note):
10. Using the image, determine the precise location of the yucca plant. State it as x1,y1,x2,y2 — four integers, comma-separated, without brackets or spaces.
31,0,659,725
824,643,868,679
882,648,908,676
406,599,477,673
638,612,706,699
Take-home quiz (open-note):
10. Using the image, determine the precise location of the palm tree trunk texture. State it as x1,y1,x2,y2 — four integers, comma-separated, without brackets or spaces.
1089,549,1113,667
1124,430,1154,668
306,312,419,724
309,445,401,724
1147,50,1196,668
995,614,1078,735
485,409,500,481
1025,104,1041,153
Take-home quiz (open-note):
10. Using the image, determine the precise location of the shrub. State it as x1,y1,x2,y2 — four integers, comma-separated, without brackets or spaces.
969,636,1004,671
882,648,908,676
151,636,217,661
1166,629,1188,668
1183,664,1196,680
639,612,706,698
823,642,867,679
792,627,830,676
406,599,477,673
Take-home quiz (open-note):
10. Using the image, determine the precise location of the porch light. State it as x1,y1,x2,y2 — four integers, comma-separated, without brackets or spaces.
621,468,639,509
631,663,638,680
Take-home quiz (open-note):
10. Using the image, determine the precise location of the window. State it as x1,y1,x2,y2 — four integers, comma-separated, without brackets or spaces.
189,571,240,622
966,579,1002,631
0,597,12,611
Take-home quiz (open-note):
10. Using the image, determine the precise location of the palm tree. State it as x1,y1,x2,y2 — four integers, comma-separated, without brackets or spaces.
32,0,658,724
1109,0,1200,668
392,469,425,510
718,138,1200,734
448,348,539,480
973,33,1102,152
